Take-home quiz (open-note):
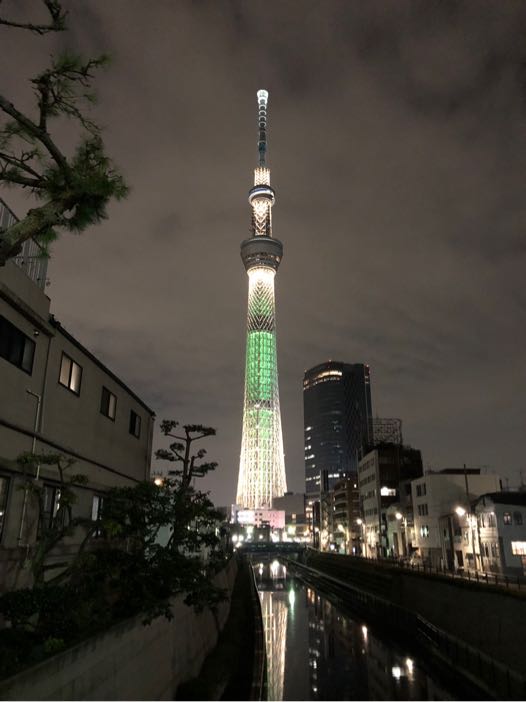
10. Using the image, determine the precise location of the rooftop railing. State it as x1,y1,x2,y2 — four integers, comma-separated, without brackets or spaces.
1,198,48,290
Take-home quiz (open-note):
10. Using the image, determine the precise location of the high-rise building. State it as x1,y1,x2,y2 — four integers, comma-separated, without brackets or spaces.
236,90,287,510
303,361,373,502
358,444,423,558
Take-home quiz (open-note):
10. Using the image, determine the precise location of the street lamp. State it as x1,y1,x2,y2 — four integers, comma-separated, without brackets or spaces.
454,505,477,572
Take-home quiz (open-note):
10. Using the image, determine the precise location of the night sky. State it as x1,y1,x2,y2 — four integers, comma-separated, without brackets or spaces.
3,1,526,505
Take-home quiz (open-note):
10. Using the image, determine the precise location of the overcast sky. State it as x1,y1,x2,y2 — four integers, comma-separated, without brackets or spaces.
3,1,526,504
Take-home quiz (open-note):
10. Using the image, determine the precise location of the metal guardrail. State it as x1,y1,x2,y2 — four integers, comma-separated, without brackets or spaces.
1,199,48,289
13,237,48,290
379,555,526,591
318,551,526,592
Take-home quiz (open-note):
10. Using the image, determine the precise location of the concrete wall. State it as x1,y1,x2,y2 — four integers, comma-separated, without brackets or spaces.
392,571,526,674
0,558,237,701
306,552,526,675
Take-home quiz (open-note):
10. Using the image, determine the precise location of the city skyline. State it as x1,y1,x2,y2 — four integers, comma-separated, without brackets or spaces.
2,1,526,506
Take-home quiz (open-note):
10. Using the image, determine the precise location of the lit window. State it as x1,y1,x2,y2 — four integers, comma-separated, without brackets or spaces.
41,485,64,531
59,353,82,394
503,512,512,525
511,541,526,556
100,387,117,420
129,410,141,438
0,315,35,374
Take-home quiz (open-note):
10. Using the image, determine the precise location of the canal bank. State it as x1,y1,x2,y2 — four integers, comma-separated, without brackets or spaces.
287,553,526,700
254,559,492,701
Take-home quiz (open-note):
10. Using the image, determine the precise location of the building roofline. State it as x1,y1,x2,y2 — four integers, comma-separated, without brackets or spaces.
475,491,526,507
1,197,155,418
303,360,369,377
49,316,155,417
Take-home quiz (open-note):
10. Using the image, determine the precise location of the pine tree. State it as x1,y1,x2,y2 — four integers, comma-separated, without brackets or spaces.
0,0,127,264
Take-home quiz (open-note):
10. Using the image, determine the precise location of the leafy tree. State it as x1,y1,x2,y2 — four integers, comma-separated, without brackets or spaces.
0,425,229,677
17,451,91,586
0,0,127,264
89,422,226,621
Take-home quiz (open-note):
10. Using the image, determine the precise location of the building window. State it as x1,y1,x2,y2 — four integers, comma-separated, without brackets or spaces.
41,485,63,532
514,511,523,526
100,387,117,420
59,353,82,394
91,495,104,537
0,315,35,374
503,512,512,525
129,410,141,438
488,513,496,527
0,476,9,540
419,525,429,538
511,541,526,556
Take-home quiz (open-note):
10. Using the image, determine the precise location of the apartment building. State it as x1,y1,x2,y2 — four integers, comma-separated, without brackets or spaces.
0,199,155,589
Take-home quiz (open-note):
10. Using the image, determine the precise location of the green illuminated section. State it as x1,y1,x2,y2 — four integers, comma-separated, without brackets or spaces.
245,330,276,401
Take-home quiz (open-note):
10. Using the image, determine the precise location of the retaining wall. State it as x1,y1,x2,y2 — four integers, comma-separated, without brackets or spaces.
0,558,237,701
305,552,526,675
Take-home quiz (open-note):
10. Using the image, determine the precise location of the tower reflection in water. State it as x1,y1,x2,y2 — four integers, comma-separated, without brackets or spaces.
256,560,289,702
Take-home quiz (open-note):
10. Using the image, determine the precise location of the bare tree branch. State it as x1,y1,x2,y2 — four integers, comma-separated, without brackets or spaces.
0,0,66,35
0,94,70,174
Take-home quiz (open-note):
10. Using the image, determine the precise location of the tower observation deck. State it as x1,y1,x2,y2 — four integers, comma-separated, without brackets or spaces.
236,90,287,509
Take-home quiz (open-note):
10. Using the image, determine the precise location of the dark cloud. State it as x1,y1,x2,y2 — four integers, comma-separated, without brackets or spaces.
2,0,526,503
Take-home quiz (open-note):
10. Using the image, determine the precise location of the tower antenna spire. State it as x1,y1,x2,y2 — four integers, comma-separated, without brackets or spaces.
257,89,269,166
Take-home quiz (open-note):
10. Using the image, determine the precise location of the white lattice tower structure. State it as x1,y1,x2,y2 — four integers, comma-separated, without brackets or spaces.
236,90,287,509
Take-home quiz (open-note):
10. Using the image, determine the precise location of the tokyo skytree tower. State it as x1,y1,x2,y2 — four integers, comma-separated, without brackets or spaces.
236,90,287,509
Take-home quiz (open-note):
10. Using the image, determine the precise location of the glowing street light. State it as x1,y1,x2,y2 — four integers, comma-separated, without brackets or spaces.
455,506,466,517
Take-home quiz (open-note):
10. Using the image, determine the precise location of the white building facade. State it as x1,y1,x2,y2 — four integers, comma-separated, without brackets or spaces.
473,492,526,576
412,469,501,569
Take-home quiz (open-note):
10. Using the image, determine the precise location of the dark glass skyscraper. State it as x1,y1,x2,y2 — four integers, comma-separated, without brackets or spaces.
303,361,373,501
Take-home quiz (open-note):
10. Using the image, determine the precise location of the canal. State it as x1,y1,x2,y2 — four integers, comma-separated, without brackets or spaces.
253,559,486,701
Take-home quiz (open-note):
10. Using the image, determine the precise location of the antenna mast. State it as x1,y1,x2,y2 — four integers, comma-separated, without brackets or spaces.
257,89,269,166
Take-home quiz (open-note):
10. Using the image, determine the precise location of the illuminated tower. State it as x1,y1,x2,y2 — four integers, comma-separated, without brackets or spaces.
236,89,287,509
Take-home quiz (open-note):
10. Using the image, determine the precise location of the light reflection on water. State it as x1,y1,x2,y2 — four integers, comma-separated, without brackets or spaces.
253,560,456,702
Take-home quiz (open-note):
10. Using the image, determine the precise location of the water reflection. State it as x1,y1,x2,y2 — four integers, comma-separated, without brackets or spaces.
256,561,289,701
253,560,458,701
